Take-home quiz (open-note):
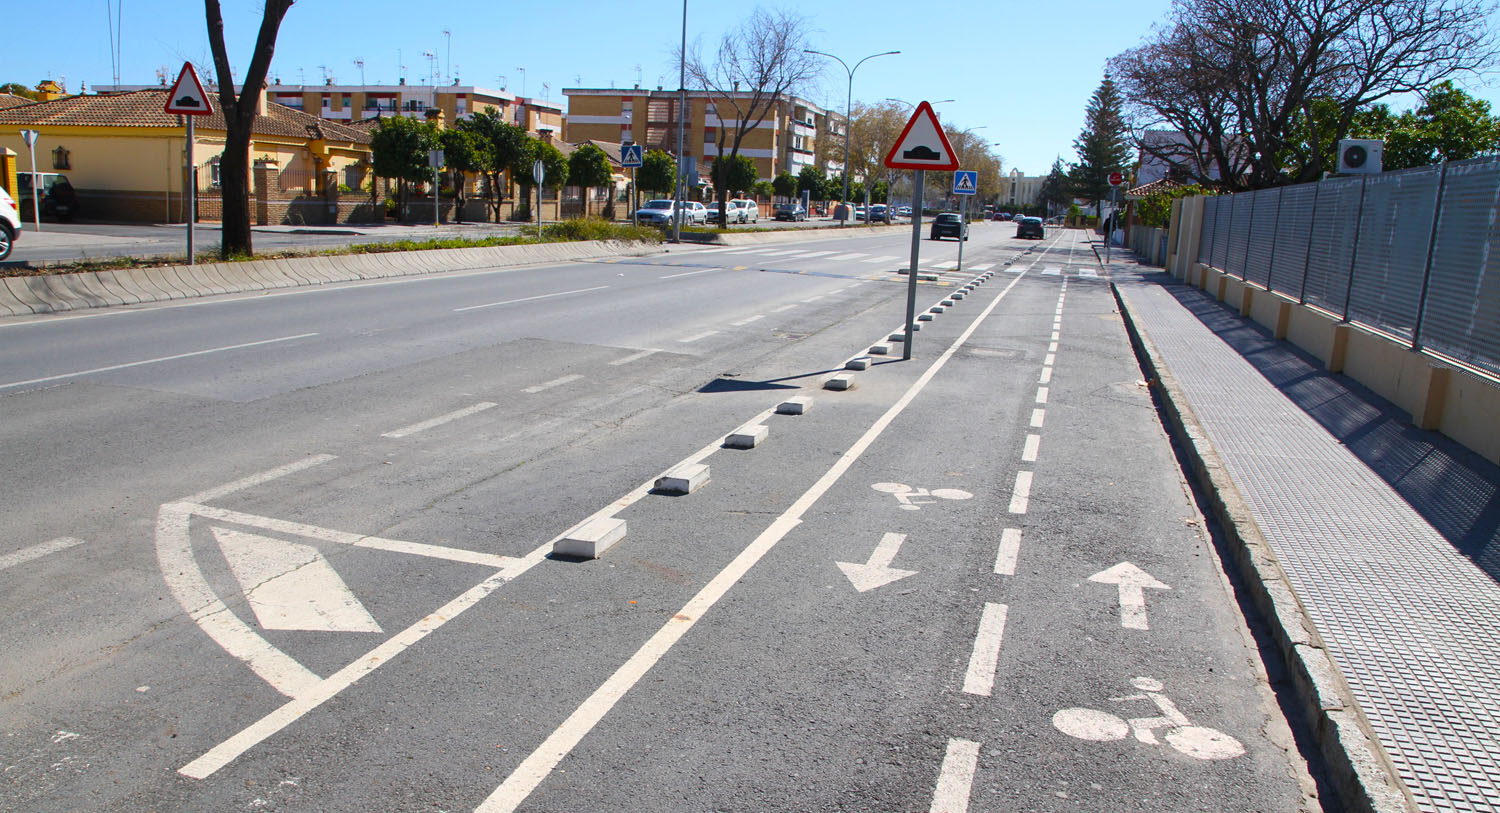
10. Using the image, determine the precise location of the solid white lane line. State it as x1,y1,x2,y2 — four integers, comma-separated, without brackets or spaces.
962,603,1009,696
862,255,900,264
829,252,868,261
730,315,765,326
0,333,319,391
801,295,826,303
797,251,835,258
454,286,610,313
1036,386,1049,404
660,268,717,279
475,266,1033,813
0,537,85,572
723,248,774,255
1039,367,1053,384
523,375,584,394
685,247,741,254
772,303,799,313
1009,471,1033,514
758,249,800,256
1022,434,1041,463
1031,409,1046,428
180,454,338,504
678,330,719,343
930,738,981,813
609,348,660,366
382,402,497,439
994,528,1022,576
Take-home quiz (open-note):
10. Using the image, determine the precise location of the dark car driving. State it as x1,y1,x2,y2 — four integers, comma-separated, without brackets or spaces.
1015,216,1045,239
930,212,967,241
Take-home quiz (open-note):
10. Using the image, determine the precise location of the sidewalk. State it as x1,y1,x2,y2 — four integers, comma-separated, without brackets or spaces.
1102,237,1500,813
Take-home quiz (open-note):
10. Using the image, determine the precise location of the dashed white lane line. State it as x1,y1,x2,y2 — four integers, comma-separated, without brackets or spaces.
1039,367,1053,384
758,249,801,256
382,402,497,439
1048,342,1058,353
523,375,584,394
829,252,868,261
181,455,338,505
1050,331,1060,341
994,528,1022,576
801,295,826,303
724,247,776,255
686,247,742,254
0,333,319,391
772,303,799,313
1009,471,1033,514
1030,408,1046,428
0,537,86,572
730,315,766,326
678,330,719,343
862,255,901,264
1044,353,1056,366
660,268,717,279
1022,434,1041,462
609,348,659,366
930,737,981,813
454,286,610,313
962,602,1009,696
1036,386,1049,404
797,251,836,258
970,263,995,271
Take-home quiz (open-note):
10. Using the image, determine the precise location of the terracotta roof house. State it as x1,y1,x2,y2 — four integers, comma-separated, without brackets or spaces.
0,88,373,224
0,94,35,111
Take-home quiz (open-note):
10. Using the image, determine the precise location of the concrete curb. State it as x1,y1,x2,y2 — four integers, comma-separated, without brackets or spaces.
0,238,663,317
1110,280,1415,813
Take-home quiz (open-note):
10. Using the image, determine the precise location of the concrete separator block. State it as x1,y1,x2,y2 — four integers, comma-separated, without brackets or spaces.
656,463,710,495
554,517,627,559
917,273,939,281
888,331,907,342
869,343,892,355
941,299,955,307
726,424,769,449
931,305,946,313
777,396,813,415
824,374,855,391
845,356,872,370
918,313,934,321
909,321,921,331
953,291,966,300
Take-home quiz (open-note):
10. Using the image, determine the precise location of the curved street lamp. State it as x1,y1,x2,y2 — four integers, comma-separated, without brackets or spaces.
805,48,900,225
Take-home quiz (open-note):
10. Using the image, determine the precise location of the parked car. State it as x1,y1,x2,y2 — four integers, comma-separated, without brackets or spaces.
1016,216,1046,239
705,203,726,224
729,199,760,224
897,206,913,217
634,199,706,227
774,203,807,221
684,201,708,225
0,186,21,260
930,212,968,240
16,172,79,222
993,212,1011,221
868,204,890,223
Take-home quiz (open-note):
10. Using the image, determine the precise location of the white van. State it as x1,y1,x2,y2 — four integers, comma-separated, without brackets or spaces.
0,187,21,261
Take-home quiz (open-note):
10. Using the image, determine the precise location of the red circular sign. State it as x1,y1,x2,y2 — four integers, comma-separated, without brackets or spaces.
1108,172,1125,186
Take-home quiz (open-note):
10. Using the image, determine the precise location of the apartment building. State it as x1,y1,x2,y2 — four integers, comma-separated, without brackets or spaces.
562,87,843,183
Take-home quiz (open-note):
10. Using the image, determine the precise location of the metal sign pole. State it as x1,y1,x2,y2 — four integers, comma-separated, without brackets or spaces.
20,130,40,232
434,162,440,227
186,117,195,264
631,167,638,227
1106,185,1115,264
904,170,925,360
956,193,967,272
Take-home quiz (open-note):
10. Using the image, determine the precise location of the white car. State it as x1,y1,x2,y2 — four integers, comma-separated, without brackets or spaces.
0,186,21,261
728,199,760,224
635,199,706,227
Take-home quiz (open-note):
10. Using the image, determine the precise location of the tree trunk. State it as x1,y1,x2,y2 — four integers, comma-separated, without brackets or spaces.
454,170,465,223
219,126,254,255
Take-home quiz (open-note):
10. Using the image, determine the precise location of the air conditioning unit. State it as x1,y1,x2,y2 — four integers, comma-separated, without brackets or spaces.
1338,139,1384,174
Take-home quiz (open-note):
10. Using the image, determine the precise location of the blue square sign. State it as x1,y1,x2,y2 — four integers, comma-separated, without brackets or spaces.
622,144,643,168
952,170,978,195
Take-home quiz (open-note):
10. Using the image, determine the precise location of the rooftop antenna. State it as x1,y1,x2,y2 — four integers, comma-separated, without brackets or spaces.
542,81,550,100
635,64,642,87
573,74,582,85
443,29,451,85
354,58,365,87
297,67,305,86
421,51,435,85
516,66,526,97
105,0,124,87
318,64,331,84
498,74,507,91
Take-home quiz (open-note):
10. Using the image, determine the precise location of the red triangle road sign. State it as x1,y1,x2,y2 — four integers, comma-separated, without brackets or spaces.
884,101,959,171
164,62,214,116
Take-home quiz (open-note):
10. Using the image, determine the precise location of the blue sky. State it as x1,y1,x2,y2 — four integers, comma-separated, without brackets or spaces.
10,1,1500,175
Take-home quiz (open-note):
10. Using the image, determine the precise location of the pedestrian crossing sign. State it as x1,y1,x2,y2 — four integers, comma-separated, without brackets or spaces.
953,170,978,195
622,144,643,168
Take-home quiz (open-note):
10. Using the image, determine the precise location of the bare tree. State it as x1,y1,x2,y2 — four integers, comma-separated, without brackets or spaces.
205,0,295,257
1111,0,1499,190
684,9,822,222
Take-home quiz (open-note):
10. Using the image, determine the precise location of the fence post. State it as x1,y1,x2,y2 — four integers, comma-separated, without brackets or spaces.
1297,180,1322,304
1410,161,1449,349
1240,189,1255,278
1265,188,1281,290
1339,176,1369,321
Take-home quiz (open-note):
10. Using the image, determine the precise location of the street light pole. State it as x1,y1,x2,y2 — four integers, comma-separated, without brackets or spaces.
672,0,687,243
806,48,899,226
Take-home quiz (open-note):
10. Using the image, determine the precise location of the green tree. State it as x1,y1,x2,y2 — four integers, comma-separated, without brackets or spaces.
1038,158,1070,214
797,165,827,202
0,83,38,100
638,149,677,197
751,179,774,199
1135,183,1214,228
568,143,614,219
711,155,758,199
370,115,438,221
1070,76,1131,216
513,140,568,223
205,0,294,257
772,171,798,200
456,110,528,221
439,126,487,223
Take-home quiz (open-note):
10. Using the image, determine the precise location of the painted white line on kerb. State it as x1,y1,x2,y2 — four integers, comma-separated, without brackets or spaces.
609,348,659,366
453,286,609,312
930,737,981,813
994,528,1022,576
0,537,86,572
1030,409,1046,428
772,303,799,313
678,330,718,343
1022,434,1041,462
962,603,1009,696
1009,471,1033,514
730,315,765,326
1036,386,1049,404
523,375,583,394
0,333,319,391
181,454,337,504
474,267,1033,813
660,268,716,280
382,402,497,439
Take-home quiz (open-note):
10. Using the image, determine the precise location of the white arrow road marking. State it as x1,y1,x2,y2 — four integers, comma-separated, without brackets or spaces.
1088,562,1171,630
836,532,917,592
215,528,382,633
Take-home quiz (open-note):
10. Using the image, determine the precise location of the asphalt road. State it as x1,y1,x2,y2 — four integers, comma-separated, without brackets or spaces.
0,222,1324,811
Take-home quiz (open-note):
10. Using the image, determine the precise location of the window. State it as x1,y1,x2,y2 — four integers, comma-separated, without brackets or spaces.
705,129,716,144
621,101,633,118
208,155,222,187
705,103,717,118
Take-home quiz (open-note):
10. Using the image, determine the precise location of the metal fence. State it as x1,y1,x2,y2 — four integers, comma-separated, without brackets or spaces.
1196,156,1500,378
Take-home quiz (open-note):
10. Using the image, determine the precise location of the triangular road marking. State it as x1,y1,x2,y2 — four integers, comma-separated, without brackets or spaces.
214,527,383,633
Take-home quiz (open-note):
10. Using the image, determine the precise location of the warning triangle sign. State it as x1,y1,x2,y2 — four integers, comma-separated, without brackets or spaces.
884,101,959,170
164,62,214,116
